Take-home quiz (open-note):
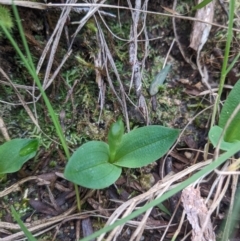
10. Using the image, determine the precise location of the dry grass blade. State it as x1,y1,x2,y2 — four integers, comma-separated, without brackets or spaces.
0,68,62,145
41,0,74,93
45,49,73,91
0,176,41,198
1,0,240,32
171,210,187,241
0,116,10,141
69,0,107,48
93,19,106,122
129,204,152,241
172,0,197,70
96,21,130,131
0,67,40,130
97,159,213,241
206,167,231,224
36,11,68,75
0,0,46,9
0,80,38,91
128,0,149,124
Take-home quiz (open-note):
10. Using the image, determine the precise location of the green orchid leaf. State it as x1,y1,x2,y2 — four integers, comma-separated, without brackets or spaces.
149,64,171,96
0,139,38,175
64,141,121,189
208,126,238,151
219,80,240,142
114,126,179,168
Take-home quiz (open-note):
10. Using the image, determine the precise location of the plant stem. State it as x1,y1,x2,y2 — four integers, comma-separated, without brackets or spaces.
75,184,81,211
210,0,235,128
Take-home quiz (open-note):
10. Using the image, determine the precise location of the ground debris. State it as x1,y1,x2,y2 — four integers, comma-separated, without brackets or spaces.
190,0,215,52
181,186,216,241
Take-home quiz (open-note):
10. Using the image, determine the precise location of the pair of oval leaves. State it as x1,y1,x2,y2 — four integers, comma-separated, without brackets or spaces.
64,120,179,189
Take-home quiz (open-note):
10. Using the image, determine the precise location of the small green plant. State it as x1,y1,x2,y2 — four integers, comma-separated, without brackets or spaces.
0,139,39,181
209,80,240,150
206,0,240,152
64,118,179,189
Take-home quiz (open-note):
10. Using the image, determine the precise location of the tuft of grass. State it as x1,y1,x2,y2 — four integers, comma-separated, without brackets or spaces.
0,6,14,31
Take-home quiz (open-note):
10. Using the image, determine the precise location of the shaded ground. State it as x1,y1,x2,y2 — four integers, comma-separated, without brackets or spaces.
0,1,240,240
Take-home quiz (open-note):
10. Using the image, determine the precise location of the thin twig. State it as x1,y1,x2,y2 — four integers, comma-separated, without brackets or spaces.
1,1,240,33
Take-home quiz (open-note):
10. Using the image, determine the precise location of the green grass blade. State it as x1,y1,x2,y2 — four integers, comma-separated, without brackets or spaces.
11,206,37,241
224,186,240,240
226,52,240,76
12,3,35,71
